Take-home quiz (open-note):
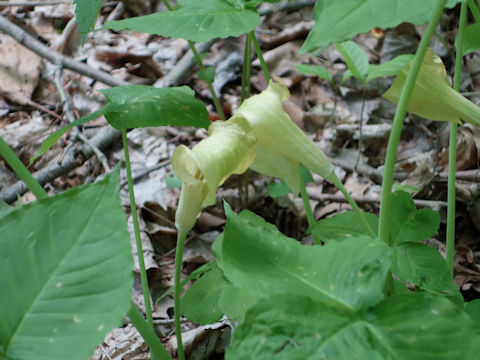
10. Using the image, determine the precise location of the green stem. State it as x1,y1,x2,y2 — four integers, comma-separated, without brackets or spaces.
162,0,225,120
174,231,187,360
189,41,226,121
378,0,447,245
447,0,467,276
122,130,154,329
329,173,376,238
355,86,367,171
127,303,172,360
299,167,320,244
241,33,252,102
250,31,271,83
162,0,173,10
468,0,480,23
0,135,47,200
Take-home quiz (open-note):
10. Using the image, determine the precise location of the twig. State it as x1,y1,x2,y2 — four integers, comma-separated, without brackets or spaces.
0,1,69,6
119,158,170,188
0,14,129,87
152,317,188,325
153,40,215,88
307,190,448,210
0,126,121,203
53,63,111,172
437,170,480,183
259,0,316,16
25,98,65,122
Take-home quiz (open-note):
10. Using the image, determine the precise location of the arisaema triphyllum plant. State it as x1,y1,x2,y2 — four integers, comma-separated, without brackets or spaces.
170,80,375,359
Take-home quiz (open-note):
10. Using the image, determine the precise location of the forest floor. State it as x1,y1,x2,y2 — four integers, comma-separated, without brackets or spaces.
1,1,480,359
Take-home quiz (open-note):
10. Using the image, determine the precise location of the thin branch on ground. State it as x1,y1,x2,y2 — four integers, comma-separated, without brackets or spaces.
0,1,69,6
307,190,448,210
0,126,121,203
153,40,215,88
53,63,111,172
119,158,171,188
0,14,129,87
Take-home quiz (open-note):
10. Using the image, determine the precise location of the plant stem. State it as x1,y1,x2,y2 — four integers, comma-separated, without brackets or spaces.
188,41,226,121
0,135,48,200
299,167,320,244
250,31,271,83
467,0,480,23
127,303,172,360
162,0,173,10
241,32,252,102
329,173,376,238
378,0,447,245
122,130,154,329
162,0,225,120
174,231,187,360
355,85,367,171
447,0,467,276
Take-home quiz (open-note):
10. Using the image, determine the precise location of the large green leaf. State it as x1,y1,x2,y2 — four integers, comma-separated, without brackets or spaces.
0,168,134,360
391,243,462,306
301,0,460,54
100,85,210,130
388,191,440,244
74,0,103,44
220,205,391,313
336,41,369,81
310,210,379,243
227,293,479,359
102,0,260,43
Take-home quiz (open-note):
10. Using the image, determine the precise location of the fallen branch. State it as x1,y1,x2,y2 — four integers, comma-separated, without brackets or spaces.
0,126,121,204
0,14,129,87
0,1,69,6
307,190,448,210
153,40,215,88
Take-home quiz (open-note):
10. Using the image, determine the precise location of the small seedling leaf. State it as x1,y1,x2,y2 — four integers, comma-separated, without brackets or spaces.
197,66,216,84
295,64,333,83
267,180,290,199
165,172,182,188
366,54,415,82
336,41,369,81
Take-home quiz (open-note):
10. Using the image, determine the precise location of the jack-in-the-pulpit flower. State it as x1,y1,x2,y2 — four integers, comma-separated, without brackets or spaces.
383,48,480,127
233,81,336,194
173,81,338,232
172,118,256,232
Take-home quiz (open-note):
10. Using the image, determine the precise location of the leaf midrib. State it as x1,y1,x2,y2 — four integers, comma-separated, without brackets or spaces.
5,186,105,353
